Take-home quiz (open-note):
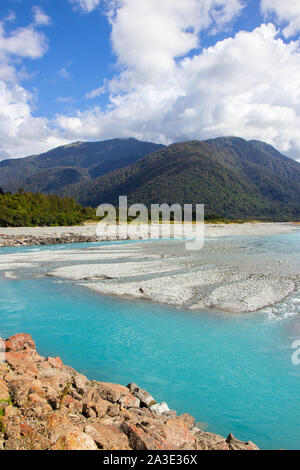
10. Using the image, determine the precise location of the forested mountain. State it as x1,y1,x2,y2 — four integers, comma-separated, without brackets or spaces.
0,138,163,193
59,137,300,220
1,137,299,220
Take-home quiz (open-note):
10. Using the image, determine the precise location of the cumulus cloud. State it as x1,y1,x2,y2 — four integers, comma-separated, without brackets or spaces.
109,0,244,81
3,0,300,162
0,23,47,59
32,6,51,26
69,0,101,13
56,2,300,160
0,18,67,159
261,0,300,37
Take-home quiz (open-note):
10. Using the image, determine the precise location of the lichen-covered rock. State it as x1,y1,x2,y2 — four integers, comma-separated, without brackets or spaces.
150,402,170,415
127,383,156,407
73,373,88,395
226,433,259,451
96,382,129,403
0,378,9,400
84,423,130,450
195,430,230,450
120,421,176,450
47,357,63,369
0,333,260,451
119,393,140,409
5,333,36,352
162,417,199,450
51,431,98,450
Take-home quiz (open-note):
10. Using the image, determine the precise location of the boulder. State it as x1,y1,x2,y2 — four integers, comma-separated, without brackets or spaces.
47,357,63,369
119,393,140,409
226,433,259,451
82,389,109,418
96,382,129,403
195,430,230,450
120,421,176,450
127,383,156,407
162,417,198,450
45,414,80,441
0,378,10,401
8,378,41,407
73,373,88,395
51,431,98,450
150,402,170,415
5,334,35,352
84,423,130,450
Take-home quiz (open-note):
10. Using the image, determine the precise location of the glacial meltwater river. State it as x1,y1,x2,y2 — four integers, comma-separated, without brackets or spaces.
0,231,300,449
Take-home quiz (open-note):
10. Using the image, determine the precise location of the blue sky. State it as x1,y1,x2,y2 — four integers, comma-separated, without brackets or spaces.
0,0,300,160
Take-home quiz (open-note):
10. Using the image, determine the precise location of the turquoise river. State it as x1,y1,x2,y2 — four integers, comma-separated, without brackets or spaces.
0,231,299,450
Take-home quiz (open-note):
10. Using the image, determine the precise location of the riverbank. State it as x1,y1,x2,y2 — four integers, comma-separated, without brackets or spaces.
0,333,259,450
0,222,296,247
0,225,299,313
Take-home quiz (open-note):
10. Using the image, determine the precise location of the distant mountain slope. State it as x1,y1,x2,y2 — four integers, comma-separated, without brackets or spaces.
0,138,164,193
59,137,300,220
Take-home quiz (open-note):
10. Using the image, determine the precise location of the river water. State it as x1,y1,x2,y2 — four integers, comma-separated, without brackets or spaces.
0,231,299,449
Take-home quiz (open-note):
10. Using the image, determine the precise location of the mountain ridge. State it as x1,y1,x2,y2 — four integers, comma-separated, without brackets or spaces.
0,136,299,220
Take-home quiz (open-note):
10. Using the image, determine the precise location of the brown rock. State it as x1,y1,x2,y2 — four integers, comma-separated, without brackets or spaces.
51,431,98,450
73,373,88,395
84,423,130,450
60,395,83,414
45,413,79,441
177,413,195,430
0,378,10,401
5,351,38,377
47,357,63,369
121,421,176,450
119,393,140,409
8,378,40,407
96,382,129,403
162,417,198,450
25,392,53,415
3,405,19,419
82,389,109,418
127,383,156,407
5,333,35,352
226,433,259,451
107,403,120,417
195,430,230,450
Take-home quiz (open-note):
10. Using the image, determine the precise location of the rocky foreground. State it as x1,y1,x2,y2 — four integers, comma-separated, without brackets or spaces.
0,333,259,451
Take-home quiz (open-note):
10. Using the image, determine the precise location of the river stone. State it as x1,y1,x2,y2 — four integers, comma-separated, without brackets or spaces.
150,402,170,415
127,383,156,407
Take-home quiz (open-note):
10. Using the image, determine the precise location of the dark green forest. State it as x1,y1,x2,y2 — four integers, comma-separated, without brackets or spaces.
0,190,95,227
0,137,299,224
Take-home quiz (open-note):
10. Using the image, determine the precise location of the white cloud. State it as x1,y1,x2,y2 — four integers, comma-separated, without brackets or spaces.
58,67,71,79
108,0,244,82
261,0,300,37
33,6,51,26
2,0,300,163
85,83,107,99
0,19,67,159
57,21,300,160
55,96,76,103
0,23,47,59
70,0,101,13
5,11,16,23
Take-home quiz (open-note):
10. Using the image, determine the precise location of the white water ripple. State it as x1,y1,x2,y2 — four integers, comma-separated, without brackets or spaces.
264,292,300,322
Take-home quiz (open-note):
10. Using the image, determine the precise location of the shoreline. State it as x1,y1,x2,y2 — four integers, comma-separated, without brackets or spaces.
0,223,299,314
0,222,297,247
0,333,259,451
